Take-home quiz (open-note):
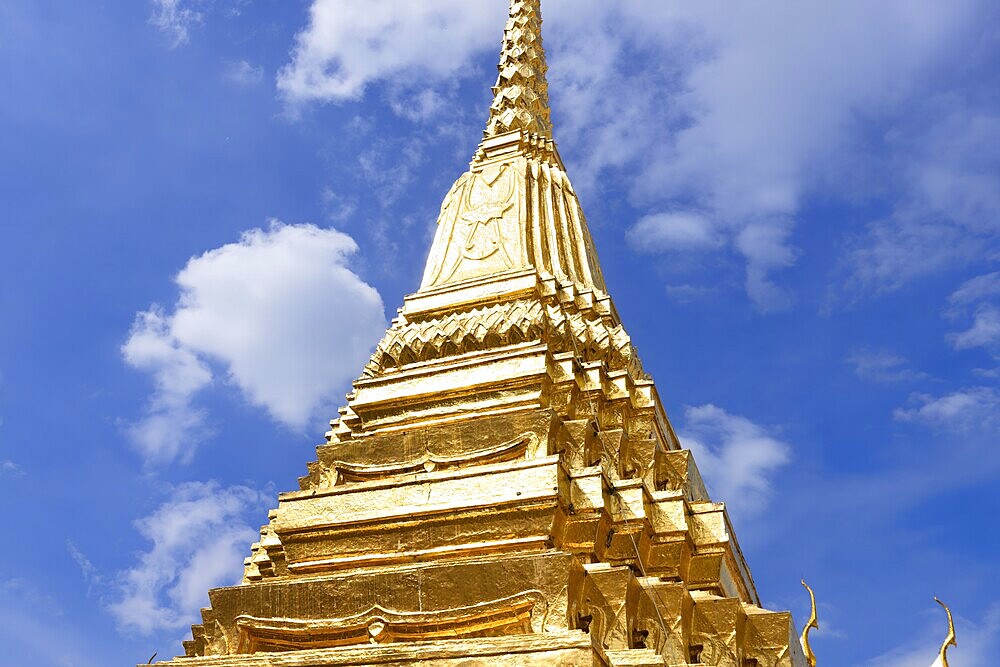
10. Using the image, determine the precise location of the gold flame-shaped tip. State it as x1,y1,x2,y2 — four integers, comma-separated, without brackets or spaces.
934,598,957,667
485,0,552,139
800,580,819,666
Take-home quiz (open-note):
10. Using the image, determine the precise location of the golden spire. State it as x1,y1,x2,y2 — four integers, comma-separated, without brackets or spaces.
800,580,819,666
934,598,957,667
417,0,606,294
485,0,552,138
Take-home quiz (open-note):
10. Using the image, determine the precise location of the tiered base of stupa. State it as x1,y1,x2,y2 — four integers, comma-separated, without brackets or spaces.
153,270,806,667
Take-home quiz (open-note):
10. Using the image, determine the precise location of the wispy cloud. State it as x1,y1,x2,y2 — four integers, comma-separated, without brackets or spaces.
945,274,1000,356
277,0,997,311
848,347,929,384
123,222,386,466
845,106,1000,295
627,212,722,253
950,305,1000,351
895,386,1000,434
678,404,791,519
108,481,266,636
0,459,24,477
949,272,1000,307
149,0,203,48
67,541,102,594
224,59,264,87
0,410,19,478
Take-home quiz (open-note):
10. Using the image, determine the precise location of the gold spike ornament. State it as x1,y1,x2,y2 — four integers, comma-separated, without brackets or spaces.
800,580,819,666
934,598,957,667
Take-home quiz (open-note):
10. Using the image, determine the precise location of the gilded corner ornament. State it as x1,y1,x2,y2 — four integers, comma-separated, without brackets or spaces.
800,580,819,666
935,598,957,667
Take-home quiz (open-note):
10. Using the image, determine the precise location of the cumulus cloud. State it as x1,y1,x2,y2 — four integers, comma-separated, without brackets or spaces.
150,0,203,48
278,0,996,309
848,348,929,384
277,1,504,104
123,222,386,465
678,405,791,518
108,482,265,635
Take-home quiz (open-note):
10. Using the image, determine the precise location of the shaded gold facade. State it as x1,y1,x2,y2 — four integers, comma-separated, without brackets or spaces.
154,1,809,665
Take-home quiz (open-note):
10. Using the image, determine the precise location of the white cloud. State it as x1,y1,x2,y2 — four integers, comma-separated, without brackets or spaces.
278,0,995,309
225,59,264,87
735,221,798,310
67,542,101,592
845,105,1000,294
945,275,1000,354
845,218,981,295
950,272,1000,307
389,88,449,124
866,604,1000,667
122,308,213,466
169,223,386,424
848,348,928,384
1,459,24,477
678,404,791,518
562,0,988,308
950,304,1000,351
108,482,265,635
277,1,504,104
0,408,20,477
627,212,720,252
895,387,1000,434
123,222,386,465
150,0,203,48
665,283,718,303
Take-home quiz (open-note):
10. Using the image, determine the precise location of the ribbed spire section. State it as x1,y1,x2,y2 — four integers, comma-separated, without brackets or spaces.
485,0,552,139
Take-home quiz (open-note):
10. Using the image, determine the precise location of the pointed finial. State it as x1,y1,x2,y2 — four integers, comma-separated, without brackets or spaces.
934,598,957,667
485,0,552,138
800,580,819,666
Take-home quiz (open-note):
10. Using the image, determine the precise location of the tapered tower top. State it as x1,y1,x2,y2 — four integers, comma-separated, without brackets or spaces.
485,0,552,139
417,0,606,294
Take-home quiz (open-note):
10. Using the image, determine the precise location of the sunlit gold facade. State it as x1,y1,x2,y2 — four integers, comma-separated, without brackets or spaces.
154,1,810,665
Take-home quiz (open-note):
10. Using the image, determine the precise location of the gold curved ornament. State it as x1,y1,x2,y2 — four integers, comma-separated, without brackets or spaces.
800,580,819,666
934,597,957,667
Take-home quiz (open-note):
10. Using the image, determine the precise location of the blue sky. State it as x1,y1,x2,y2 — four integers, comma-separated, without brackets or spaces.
1,1,998,665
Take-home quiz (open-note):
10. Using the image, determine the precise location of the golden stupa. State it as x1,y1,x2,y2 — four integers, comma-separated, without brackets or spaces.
155,1,812,664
